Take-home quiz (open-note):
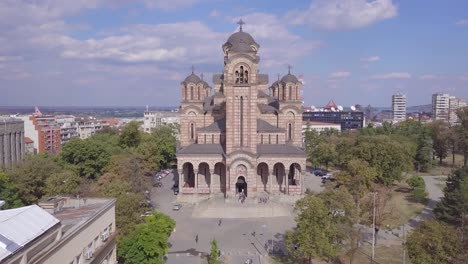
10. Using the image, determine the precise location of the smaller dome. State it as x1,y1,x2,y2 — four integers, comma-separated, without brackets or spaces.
184,73,201,84
281,73,299,84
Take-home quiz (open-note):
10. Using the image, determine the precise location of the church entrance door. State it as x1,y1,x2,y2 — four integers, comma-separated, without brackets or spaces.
236,176,247,197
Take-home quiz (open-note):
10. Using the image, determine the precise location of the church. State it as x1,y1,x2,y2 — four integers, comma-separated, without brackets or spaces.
176,21,306,198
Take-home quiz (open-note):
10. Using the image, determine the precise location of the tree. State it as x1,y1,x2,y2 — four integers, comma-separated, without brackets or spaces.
434,167,468,227
415,128,433,172
352,135,415,185
104,153,150,193
314,142,337,169
119,121,142,148
361,185,395,244
7,155,62,204
286,194,342,263
429,120,450,164
456,107,468,166
209,239,219,264
138,125,177,172
406,220,461,264
0,172,23,209
60,138,113,178
118,212,175,264
45,170,81,196
406,175,425,190
337,159,377,211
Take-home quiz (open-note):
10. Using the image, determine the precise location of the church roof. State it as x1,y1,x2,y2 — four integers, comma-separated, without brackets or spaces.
258,90,269,98
200,119,226,132
213,74,223,84
223,31,259,53
258,104,278,114
281,73,299,84
257,145,306,156
257,119,284,133
177,144,225,155
183,73,202,84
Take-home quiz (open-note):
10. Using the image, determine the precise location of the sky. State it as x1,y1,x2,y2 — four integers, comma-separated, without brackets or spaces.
0,0,467,108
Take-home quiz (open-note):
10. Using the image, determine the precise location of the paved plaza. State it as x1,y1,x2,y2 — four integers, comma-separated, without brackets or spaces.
151,170,324,264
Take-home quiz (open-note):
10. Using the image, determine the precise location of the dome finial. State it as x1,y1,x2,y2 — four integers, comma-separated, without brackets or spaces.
200,73,204,80
287,64,292,74
237,19,245,32
191,65,195,74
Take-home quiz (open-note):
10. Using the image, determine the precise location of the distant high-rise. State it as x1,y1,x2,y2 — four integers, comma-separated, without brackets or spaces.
19,107,61,155
449,96,467,123
432,93,450,121
0,117,25,168
392,93,406,122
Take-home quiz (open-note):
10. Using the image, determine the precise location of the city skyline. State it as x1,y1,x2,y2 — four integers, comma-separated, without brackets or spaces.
1,0,468,107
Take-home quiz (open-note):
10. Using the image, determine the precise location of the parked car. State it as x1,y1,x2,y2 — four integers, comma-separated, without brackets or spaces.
173,203,182,211
313,170,326,176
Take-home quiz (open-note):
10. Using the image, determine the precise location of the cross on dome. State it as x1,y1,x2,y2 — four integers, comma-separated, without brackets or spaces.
190,65,195,74
200,73,204,80
287,64,292,74
237,19,245,31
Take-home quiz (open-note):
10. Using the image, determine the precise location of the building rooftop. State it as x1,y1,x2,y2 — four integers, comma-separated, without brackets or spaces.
0,205,60,261
257,145,305,157
177,144,225,155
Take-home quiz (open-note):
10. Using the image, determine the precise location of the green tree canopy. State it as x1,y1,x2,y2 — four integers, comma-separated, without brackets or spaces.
118,212,175,264
406,220,461,264
7,155,62,204
119,121,142,148
60,137,115,178
415,128,433,172
0,172,23,209
209,239,219,264
45,170,81,196
429,120,450,164
137,125,177,172
286,194,342,263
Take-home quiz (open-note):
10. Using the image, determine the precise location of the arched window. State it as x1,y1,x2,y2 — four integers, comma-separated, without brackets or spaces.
239,66,244,83
198,87,200,100
295,87,299,100
276,134,279,144
190,123,194,140
289,86,292,100
282,87,286,100
240,96,244,146
236,65,249,84
261,135,263,144
288,123,292,141
190,86,194,100
268,134,271,144
245,71,248,83
211,134,214,144
235,71,240,83
185,87,188,100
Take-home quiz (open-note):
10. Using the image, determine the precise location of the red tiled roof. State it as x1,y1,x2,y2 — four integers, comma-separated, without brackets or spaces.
24,137,34,143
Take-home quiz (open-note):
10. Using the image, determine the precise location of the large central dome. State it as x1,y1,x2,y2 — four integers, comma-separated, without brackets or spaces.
223,30,259,53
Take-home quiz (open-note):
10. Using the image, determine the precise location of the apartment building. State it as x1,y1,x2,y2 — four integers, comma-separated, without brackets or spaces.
432,93,450,121
449,96,467,123
0,197,116,264
143,111,180,133
55,115,80,145
76,118,109,139
392,93,406,122
19,111,61,155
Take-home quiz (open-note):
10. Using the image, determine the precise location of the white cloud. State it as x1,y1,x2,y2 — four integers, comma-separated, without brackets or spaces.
228,13,322,69
455,19,468,26
329,71,351,79
286,0,397,30
143,0,202,10
0,56,22,62
371,72,411,79
419,74,441,80
360,56,380,62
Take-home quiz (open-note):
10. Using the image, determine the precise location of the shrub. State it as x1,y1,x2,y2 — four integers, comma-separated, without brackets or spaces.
407,175,425,190
412,187,427,203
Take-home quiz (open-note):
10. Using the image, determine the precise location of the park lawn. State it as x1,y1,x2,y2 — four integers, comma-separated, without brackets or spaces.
339,244,409,264
381,183,426,229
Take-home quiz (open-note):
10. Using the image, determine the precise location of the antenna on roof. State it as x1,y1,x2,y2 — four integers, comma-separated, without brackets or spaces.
350,105,356,111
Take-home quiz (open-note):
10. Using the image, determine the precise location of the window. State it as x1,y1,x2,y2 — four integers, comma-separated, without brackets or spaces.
190,86,194,100
288,123,292,141
235,65,249,83
240,96,244,146
190,123,194,140
289,86,292,100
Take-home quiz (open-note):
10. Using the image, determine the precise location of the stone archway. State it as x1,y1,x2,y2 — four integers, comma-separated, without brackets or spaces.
198,162,210,193
273,163,286,193
236,176,247,196
257,163,269,192
214,162,226,195
288,163,301,186
182,162,195,188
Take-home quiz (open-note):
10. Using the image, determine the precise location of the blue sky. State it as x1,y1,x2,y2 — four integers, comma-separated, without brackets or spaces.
0,0,467,107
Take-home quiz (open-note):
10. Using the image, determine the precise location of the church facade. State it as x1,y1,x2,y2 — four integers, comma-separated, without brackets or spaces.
176,23,306,198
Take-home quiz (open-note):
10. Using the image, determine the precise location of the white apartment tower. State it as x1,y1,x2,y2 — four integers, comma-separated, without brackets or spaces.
432,93,450,121
392,93,406,122
449,96,467,123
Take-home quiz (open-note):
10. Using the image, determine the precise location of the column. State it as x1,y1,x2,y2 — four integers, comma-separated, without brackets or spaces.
269,170,272,193
20,132,24,160
177,169,183,190
285,167,289,195
209,169,214,194
16,132,21,162
10,132,16,164
4,133,10,167
0,134,4,167
194,169,199,193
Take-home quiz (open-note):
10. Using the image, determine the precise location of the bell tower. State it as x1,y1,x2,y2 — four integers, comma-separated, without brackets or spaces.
222,20,260,154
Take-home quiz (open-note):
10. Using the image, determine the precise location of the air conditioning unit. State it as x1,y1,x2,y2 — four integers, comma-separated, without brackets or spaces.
85,250,93,260
101,232,109,242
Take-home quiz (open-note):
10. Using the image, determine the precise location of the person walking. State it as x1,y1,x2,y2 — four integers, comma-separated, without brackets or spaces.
218,219,222,226
195,234,198,243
